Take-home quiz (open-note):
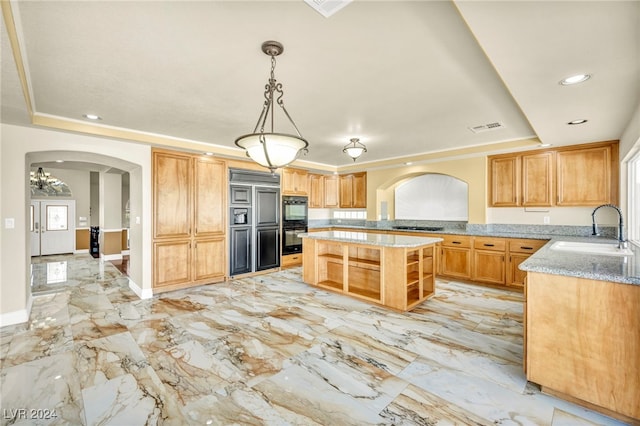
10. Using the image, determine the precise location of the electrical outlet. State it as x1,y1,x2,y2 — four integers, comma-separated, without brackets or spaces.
543,216,550,224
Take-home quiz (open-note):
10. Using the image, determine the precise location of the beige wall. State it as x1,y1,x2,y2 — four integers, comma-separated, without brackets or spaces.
0,123,152,325
366,156,487,223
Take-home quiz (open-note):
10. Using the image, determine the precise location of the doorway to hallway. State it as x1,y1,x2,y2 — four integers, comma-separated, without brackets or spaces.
30,200,76,256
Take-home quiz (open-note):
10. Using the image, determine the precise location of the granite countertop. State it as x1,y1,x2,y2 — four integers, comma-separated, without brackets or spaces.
312,224,556,239
308,225,640,285
518,236,640,285
299,230,443,248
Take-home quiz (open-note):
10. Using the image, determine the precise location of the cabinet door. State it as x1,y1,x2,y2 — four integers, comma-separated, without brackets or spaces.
308,174,324,208
489,156,520,207
154,240,191,287
282,168,308,195
256,227,280,271
230,227,251,275
440,247,471,279
522,152,554,207
473,250,505,285
323,175,339,208
556,145,615,206
339,175,354,208
153,152,192,239
508,253,530,288
194,237,225,282
352,173,367,208
194,158,226,236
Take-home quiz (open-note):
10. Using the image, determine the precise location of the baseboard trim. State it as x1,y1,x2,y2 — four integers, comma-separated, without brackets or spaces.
128,280,153,300
74,249,89,254
101,253,123,261
0,294,33,327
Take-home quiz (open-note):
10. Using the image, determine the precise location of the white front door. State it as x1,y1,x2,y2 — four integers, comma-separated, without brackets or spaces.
31,200,75,256
30,201,41,256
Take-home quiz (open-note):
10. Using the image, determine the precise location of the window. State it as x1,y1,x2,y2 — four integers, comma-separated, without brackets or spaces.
46,205,68,231
629,151,640,244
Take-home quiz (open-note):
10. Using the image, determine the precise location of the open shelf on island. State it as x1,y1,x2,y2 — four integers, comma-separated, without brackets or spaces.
302,233,439,311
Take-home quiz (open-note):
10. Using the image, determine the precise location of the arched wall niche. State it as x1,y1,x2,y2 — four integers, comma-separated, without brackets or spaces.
366,156,487,223
395,173,468,221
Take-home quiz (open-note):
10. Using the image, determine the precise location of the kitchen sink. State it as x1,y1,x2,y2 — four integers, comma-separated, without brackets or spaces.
550,241,634,257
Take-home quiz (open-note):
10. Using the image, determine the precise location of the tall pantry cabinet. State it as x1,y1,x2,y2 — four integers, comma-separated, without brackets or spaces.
152,149,227,292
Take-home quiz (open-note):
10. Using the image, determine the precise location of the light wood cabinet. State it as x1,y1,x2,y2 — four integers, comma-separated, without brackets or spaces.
308,174,324,208
556,142,618,206
489,141,618,207
526,272,640,422
339,172,366,208
282,167,308,196
303,235,437,311
472,237,506,285
323,175,340,208
152,149,226,292
507,239,547,288
281,253,302,268
489,151,553,207
438,235,472,280
308,174,340,208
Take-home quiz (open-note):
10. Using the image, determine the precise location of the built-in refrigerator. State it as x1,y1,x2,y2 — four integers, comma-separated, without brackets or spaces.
229,169,280,276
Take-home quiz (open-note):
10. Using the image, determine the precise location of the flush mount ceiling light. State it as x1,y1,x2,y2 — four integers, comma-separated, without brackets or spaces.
343,138,367,161
568,119,588,125
559,74,591,85
235,41,308,173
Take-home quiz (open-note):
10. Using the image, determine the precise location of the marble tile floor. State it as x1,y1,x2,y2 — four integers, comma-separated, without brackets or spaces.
0,255,628,425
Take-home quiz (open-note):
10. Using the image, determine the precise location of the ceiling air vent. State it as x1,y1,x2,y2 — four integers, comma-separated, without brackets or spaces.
468,122,505,134
304,0,353,18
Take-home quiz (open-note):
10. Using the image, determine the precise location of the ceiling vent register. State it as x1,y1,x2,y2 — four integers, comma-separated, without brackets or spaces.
468,122,505,133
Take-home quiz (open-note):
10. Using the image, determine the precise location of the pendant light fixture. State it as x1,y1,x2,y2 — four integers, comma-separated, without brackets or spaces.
30,167,50,189
343,138,367,161
235,41,308,173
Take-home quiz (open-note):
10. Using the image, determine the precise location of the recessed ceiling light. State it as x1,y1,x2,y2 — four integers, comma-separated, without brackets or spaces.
82,114,101,120
204,152,214,156
539,143,553,147
559,74,591,85
404,162,413,166
567,119,588,125
55,160,64,163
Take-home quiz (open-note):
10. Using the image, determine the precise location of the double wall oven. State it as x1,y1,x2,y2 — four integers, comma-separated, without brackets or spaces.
282,196,308,255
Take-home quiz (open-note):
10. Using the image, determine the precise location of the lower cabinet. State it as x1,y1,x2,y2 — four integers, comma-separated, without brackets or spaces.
507,239,548,288
154,237,225,289
281,253,303,268
439,235,472,280
472,237,506,285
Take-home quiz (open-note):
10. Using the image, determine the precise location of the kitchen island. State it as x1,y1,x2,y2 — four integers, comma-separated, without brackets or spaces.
519,239,640,423
300,230,442,311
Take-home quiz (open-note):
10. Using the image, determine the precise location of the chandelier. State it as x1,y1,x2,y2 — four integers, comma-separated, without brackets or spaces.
343,138,367,161
235,41,308,173
30,167,51,189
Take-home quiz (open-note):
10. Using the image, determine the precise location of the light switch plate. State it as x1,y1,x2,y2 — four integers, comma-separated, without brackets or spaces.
5,218,15,229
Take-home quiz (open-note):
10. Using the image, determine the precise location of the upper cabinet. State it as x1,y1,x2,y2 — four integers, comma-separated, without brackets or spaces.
556,143,618,206
282,167,308,196
488,141,618,207
309,174,340,208
339,172,367,208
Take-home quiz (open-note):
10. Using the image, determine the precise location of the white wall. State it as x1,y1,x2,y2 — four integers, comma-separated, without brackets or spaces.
100,172,122,229
0,123,152,325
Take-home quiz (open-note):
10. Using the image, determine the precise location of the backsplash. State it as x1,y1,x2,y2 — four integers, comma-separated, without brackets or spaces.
307,219,619,239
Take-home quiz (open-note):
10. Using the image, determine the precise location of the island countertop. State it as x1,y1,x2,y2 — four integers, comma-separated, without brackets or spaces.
299,230,443,248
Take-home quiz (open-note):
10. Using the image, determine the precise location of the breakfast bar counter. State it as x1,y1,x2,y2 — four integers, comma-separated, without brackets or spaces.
300,231,442,311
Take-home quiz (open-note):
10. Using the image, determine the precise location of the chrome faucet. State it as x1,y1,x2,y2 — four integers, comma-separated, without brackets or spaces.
591,204,627,249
